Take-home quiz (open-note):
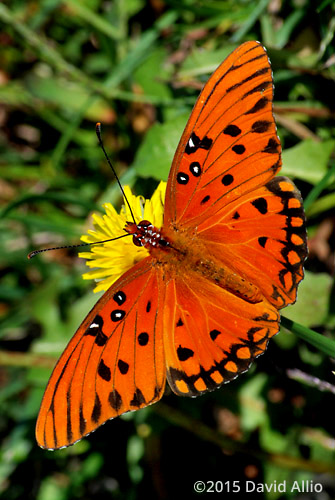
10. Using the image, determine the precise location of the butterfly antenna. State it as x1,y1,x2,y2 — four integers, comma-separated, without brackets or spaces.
28,124,135,260
96,123,136,224
27,233,131,259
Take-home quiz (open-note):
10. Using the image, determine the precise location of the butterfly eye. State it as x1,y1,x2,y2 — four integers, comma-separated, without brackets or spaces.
138,220,152,228
133,235,143,247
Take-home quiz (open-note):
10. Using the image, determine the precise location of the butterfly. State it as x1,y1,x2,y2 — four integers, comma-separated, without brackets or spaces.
36,41,307,449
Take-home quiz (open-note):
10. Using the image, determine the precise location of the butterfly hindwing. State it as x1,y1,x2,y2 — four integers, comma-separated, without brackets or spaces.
162,274,280,397
36,258,166,450
196,175,307,308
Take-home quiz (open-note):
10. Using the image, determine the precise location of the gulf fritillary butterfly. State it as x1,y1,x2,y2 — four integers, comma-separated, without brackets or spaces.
36,41,307,449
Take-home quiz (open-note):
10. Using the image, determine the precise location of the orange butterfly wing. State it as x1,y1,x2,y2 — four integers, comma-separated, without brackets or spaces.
164,41,281,227
160,41,307,393
163,273,280,397
36,258,166,449
196,176,306,309
163,40,306,310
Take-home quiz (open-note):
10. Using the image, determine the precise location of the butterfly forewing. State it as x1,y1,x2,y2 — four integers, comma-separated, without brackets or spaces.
36,258,166,450
164,41,281,228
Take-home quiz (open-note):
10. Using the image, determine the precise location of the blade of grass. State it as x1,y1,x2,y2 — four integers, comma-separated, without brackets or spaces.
281,317,335,357
0,192,101,220
273,10,305,48
50,94,95,170
0,4,187,106
105,10,178,88
63,0,122,40
304,159,335,212
305,192,335,217
231,0,271,42
0,350,56,369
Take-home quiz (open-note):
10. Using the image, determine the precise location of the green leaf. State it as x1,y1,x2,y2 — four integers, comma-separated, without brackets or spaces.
239,374,267,431
25,74,109,121
133,114,189,180
260,422,287,453
282,271,332,327
281,139,335,184
304,161,335,211
133,47,172,98
179,46,238,78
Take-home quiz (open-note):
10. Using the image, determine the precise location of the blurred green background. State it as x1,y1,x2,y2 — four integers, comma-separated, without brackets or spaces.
0,0,335,499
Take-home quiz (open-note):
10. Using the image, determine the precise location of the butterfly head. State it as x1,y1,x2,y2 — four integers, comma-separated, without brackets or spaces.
124,220,169,249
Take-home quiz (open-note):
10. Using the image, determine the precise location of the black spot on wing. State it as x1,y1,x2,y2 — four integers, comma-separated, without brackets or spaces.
113,291,126,305
222,174,234,186
130,388,146,407
223,125,241,137
227,67,270,93
210,329,221,341
252,120,271,133
84,315,108,346
258,236,268,248
118,359,129,375
109,389,122,411
138,332,149,346
189,161,202,177
199,136,212,150
185,132,212,155
177,345,194,362
200,195,210,205
177,172,189,185
84,315,103,336
111,309,126,322
98,359,111,381
91,394,101,423
263,137,280,154
232,144,245,155
246,96,268,114
251,197,268,214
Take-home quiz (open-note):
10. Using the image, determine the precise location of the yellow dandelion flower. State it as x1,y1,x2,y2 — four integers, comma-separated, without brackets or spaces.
79,181,166,293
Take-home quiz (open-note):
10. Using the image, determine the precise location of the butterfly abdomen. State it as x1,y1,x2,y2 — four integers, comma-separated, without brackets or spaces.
191,258,263,304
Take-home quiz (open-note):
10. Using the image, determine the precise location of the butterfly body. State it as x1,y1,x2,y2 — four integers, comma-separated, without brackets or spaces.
126,217,263,304
36,41,307,450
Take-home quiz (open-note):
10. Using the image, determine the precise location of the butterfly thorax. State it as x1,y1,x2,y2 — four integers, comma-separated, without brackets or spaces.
125,220,263,304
